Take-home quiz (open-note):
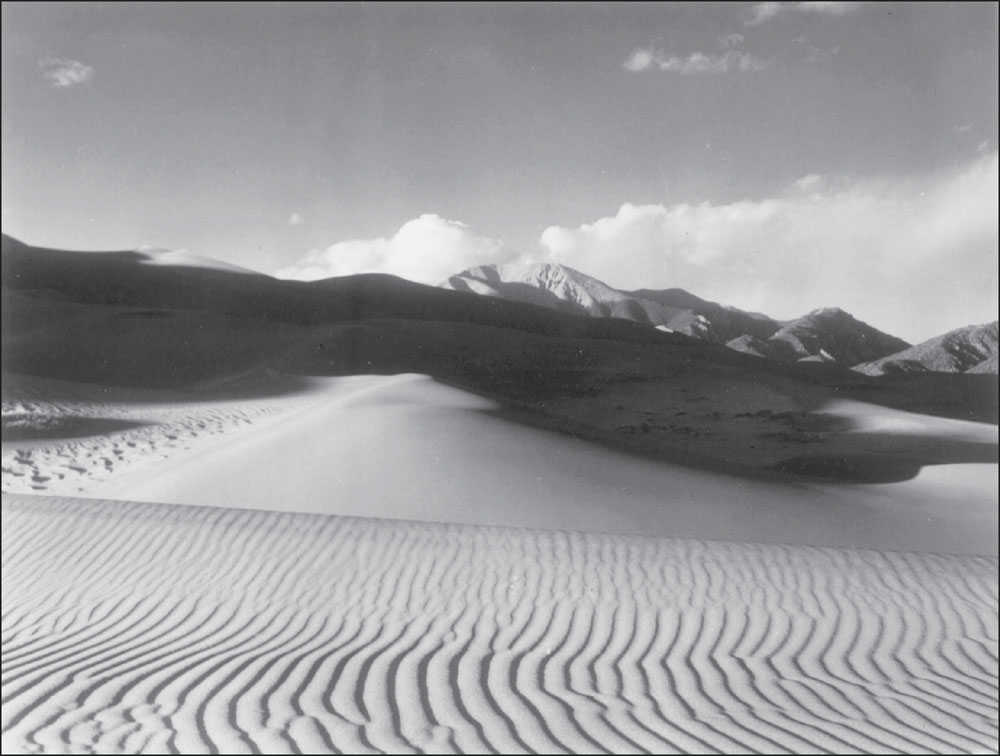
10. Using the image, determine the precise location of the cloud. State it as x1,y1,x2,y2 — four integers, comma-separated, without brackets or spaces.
792,174,823,192
538,152,999,342
747,2,784,25
623,48,656,72
274,159,997,342
719,33,745,49
276,214,517,284
747,2,861,25
39,58,94,88
289,212,304,225
624,48,770,74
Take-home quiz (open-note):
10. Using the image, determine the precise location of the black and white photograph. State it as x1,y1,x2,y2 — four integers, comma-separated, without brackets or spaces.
2,2,997,753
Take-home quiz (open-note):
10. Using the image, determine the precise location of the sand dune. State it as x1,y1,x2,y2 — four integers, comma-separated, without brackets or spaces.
2,386,312,496
2,495,996,754
3,374,996,555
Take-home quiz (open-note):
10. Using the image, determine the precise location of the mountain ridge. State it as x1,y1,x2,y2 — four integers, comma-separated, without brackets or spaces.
442,262,923,368
443,262,783,345
854,322,999,376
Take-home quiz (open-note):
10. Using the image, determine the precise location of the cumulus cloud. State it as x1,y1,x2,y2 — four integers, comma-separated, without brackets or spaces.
792,174,823,192
719,33,745,49
39,57,94,88
624,48,770,74
538,152,999,341
273,158,997,341
289,212,304,225
623,48,656,72
748,1,861,25
276,214,517,284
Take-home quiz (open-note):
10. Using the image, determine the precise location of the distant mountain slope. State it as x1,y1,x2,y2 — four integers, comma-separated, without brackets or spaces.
624,286,780,343
442,263,780,344
441,263,649,321
854,322,999,375
727,308,911,365
443,263,913,365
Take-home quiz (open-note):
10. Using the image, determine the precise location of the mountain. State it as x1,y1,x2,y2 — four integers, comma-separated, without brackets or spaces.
725,334,802,361
441,263,648,321
443,263,911,366
854,322,999,376
442,263,780,344
727,308,912,365
622,287,780,342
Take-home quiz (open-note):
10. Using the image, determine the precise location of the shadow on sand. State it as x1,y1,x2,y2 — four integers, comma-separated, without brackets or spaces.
482,402,997,485
2,415,149,443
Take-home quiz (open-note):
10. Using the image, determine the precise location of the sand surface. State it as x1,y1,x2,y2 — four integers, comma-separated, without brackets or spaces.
2,372,997,754
2,495,996,755
3,374,996,556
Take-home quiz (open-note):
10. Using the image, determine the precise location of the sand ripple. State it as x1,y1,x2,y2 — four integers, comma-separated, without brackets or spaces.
2,495,997,754
1,400,295,496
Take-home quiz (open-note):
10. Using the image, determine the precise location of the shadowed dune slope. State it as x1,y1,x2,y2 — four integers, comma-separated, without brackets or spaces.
3,235,996,424
2,495,997,755
1,235,660,343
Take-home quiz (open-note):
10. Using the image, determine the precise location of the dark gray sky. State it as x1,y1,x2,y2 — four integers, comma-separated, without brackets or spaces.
2,2,997,340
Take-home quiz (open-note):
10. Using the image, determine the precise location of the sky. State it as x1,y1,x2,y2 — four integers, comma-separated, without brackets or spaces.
2,1,997,342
